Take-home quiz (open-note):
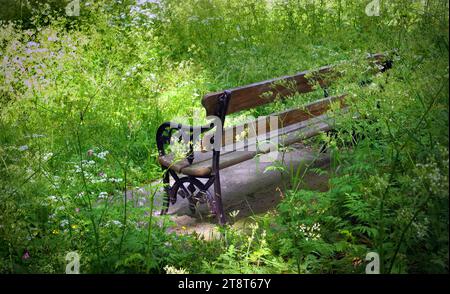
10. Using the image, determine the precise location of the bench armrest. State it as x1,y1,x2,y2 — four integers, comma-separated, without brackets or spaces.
156,121,214,158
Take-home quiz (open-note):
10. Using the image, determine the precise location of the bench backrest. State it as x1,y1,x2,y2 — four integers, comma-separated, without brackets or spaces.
201,53,386,118
202,66,332,116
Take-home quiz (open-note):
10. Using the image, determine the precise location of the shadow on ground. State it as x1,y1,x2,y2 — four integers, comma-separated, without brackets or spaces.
134,143,331,239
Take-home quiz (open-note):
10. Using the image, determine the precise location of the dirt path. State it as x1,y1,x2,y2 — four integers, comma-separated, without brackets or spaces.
136,143,331,239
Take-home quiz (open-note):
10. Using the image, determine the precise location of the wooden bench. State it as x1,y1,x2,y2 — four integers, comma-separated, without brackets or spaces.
156,53,392,224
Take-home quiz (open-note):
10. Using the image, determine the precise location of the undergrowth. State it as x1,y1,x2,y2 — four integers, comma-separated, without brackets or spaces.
0,0,448,273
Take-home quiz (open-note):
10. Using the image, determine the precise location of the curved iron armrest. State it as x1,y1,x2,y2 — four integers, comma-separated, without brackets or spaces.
156,121,215,163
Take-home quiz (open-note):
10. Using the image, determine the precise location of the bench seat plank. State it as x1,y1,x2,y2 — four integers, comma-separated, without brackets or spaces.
202,94,346,148
158,112,335,177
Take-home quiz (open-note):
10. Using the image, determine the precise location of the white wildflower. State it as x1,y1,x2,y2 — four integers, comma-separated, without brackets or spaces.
42,152,53,161
112,220,121,225
109,178,123,183
299,223,321,241
96,151,109,160
164,265,189,274
18,145,28,151
60,219,69,227
98,192,108,199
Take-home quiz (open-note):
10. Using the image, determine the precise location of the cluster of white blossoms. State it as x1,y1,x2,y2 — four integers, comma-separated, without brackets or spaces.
74,160,96,173
48,195,58,202
60,219,69,228
95,151,109,160
71,150,124,185
42,152,53,161
412,147,449,197
299,223,321,241
98,192,109,199
398,208,430,240
412,217,430,240
168,138,191,160
164,265,189,274
105,220,123,228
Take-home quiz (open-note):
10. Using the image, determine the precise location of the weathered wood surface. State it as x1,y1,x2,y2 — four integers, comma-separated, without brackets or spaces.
201,94,346,148
202,66,332,116
159,113,335,177
201,53,385,116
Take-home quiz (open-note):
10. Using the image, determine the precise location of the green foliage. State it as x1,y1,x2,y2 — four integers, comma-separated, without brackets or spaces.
0,0,448,273
270,188,369,273
201,222,294,274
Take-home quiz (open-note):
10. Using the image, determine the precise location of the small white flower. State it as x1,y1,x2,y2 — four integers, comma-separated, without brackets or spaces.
96,151,109,160
109,178,123,183
60,219,69,227
107,220,123,227
43,152,53,161
164,265,189,274
99,192,108,199
18,145,28,151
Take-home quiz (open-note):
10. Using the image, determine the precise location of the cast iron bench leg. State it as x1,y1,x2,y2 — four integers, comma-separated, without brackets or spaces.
214,174,226,225
161,169,170,215
212,151,226,224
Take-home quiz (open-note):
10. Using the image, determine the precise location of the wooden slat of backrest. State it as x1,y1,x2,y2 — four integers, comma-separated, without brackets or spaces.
277,94,347,127
202,66,333,116
201,94,346,149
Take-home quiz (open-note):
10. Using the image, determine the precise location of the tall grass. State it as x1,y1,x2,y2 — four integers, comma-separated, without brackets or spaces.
0,0,448,273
